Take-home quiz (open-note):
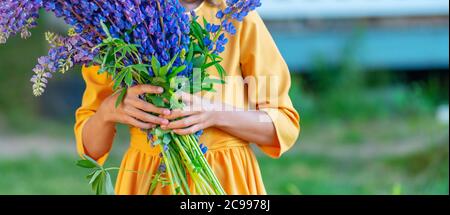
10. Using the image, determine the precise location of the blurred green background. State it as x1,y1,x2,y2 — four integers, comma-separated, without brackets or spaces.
0,0,448,195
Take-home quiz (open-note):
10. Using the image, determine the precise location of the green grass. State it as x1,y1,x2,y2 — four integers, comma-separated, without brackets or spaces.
0,18,448,195
0,116,447,195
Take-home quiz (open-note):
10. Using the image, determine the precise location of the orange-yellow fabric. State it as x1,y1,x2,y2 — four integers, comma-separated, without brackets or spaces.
74,1,300,195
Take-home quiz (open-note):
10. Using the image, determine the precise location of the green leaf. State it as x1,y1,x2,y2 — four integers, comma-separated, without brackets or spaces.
186,42,194,63
210,53,224,61
214,63,226,80
76,160,97,169
81,155,102,168
203,78,225,85
113,70,127,90
168,65,187,78
160,65,169,77
105,172,115,195
191,23,204,47
167,53,179,71
150,77,167,86
93,173,105,195
100,22,112,38
148,95,166,108
151,56,161,77
86,171,97,181
132,64,150,73
115,88,127,108
124,70,133,87
201,60,221,70
89,170,102,185
202,83,215,92
163,134,171,145
192,55,206,68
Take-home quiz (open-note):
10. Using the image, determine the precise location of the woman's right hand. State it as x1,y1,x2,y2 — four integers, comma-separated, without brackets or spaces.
97,84,171,129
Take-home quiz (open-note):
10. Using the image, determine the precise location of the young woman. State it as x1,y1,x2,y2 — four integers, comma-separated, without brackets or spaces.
75,0,300,195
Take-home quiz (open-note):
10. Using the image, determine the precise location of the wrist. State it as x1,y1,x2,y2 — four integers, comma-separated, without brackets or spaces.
213,110,231,129
96,103,116,127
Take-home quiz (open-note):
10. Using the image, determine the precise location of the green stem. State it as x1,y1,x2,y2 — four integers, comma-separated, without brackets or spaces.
176,134,219,194
148,172,161,195
212,26,223,43
104,167,121,171
187,134,226,194
171,133,210,194
160,145,177,195
168,145,191,195
166,151,185,195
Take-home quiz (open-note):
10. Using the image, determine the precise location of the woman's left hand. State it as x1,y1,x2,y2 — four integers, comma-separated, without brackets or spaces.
161,93,221,135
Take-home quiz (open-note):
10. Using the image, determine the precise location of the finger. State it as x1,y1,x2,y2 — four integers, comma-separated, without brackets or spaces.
173,124,207,136
164,114,202,130
129,84,164,96
124,106,169,125
123,116,155,130
128,98,171,115
163,109,198,120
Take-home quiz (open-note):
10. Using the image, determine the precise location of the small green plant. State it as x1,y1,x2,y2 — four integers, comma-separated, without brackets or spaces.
76,155,118,195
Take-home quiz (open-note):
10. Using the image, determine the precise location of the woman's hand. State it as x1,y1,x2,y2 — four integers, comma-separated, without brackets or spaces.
82,84,170,161
161,93,220,135
161,92,277,147
97,84,171,129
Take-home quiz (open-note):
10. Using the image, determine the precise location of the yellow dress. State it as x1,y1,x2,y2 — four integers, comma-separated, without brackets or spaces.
74,1,300,195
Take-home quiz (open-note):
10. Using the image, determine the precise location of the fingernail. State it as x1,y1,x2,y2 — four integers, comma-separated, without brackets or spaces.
163,109,171,115
162,119,169,125
158,87,164,93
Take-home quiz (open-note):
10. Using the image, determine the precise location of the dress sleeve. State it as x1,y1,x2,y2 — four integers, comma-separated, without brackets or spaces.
239,11,300,158
74,65,115,165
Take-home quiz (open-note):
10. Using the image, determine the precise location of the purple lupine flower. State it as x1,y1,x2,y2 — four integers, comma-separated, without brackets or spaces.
199,144,208,155
2,0,192,96
0,0,43,43
195,130,204,138
207,0,262,54
159,163,167,173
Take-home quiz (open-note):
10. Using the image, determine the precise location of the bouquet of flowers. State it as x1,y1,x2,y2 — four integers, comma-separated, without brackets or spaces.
0,0,261,195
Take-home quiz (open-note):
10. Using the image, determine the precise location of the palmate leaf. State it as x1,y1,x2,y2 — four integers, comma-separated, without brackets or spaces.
77,154,102,169
92,172,105,195
89,170,102,185
76,160,97,169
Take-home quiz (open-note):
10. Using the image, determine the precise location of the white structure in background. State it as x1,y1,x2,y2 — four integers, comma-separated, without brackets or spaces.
437,105,449,125
257,0,450,19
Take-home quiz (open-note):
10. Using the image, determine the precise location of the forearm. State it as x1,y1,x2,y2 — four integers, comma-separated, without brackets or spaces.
214,110,277,147
82,111,116,160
